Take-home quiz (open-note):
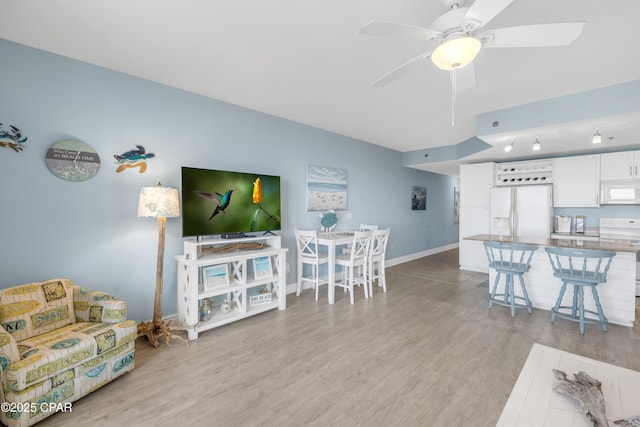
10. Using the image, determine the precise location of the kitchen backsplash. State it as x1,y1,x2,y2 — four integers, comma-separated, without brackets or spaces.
553,206,640,229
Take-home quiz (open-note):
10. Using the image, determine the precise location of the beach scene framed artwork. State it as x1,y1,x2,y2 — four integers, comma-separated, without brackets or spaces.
306,164,348,211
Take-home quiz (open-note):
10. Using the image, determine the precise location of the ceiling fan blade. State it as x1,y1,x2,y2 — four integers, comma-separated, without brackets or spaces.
464,0,515,30
480,22,586,48
450,63,477,93
359,20,441,41
371,50,434,88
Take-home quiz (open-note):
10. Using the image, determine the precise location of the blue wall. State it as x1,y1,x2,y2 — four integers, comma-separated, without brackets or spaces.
0,38,459,321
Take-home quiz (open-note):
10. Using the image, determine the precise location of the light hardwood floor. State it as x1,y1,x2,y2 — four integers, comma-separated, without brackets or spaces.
37,248,640,427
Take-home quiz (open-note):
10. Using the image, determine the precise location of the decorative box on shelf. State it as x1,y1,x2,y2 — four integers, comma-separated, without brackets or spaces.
249,293,272,306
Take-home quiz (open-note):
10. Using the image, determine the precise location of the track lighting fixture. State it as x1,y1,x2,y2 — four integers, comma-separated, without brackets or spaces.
592,130,602,144
504,141,513,152
532,138,541,151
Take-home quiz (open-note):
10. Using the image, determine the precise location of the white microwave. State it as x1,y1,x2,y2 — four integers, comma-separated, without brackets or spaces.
600,182,640,204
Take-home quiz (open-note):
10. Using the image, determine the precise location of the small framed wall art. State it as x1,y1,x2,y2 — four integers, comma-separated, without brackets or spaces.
454,187,460,224
411,186,426,211
253,256,273,280
203,264,230,291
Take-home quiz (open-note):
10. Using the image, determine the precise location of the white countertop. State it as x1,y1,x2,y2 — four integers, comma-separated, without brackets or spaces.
465,234,637,253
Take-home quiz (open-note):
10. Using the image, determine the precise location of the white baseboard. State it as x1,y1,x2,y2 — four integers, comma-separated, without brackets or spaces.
459,265,489,273
286,242,460,294
384,242,458,267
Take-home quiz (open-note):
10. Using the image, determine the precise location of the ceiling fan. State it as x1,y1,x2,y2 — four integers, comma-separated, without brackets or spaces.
360,0,586,91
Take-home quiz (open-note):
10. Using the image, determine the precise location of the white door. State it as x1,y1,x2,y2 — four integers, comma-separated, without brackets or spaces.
490,187,513,236
514,186,552,238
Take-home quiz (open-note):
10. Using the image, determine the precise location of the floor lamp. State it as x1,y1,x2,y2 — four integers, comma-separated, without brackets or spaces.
137,183,184,347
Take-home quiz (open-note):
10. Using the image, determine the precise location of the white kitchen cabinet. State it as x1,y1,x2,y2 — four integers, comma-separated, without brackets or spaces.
459,162,494,208
600,150,640,181
494,159,553,187
552,154,600,207
459,162,493,272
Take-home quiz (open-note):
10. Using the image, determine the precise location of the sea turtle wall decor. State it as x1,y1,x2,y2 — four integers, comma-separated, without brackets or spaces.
114,145,155,173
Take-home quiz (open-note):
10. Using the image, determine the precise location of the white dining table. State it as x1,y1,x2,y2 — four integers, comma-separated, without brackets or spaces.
317,231,355,304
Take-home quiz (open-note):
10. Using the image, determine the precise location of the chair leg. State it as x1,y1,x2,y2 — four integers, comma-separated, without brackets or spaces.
363,263,369,299
577,285,585,335
517,274,532,314
348,268,355,304
551,281,568,323
507,275,516,317
296,261,303,296
504,274,511,306
367,260,374,297
489,272,501,309
590,285,608,333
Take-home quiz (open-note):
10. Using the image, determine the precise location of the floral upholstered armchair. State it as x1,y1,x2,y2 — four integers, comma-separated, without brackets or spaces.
0,278,136,427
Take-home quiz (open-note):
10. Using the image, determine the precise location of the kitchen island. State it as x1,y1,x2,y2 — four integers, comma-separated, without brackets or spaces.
465,234,637,327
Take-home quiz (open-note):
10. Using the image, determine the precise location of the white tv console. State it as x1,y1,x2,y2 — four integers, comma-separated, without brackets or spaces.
175,235,288,340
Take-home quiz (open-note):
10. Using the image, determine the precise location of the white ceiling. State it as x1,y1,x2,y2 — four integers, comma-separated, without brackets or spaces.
1,0,639,176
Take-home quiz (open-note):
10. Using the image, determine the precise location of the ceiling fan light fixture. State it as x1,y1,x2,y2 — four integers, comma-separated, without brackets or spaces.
592,130,602,144
532,138,541,151
431,36,481,70
504,141,513,152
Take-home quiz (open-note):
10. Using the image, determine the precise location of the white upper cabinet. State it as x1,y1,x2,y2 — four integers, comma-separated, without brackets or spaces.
552,154,600,207
601,150,640,181
459,162,494,208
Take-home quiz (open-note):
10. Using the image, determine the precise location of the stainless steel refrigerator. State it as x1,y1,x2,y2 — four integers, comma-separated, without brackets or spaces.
490,185,553,238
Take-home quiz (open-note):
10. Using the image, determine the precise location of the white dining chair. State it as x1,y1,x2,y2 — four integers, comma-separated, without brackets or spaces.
334,230,372,304
295,229,329,301
342,224,378,255
368,228,390,296
359,224,379,231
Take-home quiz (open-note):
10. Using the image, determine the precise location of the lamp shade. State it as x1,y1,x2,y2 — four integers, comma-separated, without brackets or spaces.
138,185,180,218
431,36,481,70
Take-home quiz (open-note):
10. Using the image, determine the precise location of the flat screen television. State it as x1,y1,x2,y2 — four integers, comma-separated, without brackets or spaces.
181,166,281,238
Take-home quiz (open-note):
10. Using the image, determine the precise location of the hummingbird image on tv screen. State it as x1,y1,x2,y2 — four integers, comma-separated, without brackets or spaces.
194,189,234,220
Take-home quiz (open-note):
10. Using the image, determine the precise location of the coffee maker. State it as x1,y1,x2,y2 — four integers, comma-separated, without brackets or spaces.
553,215,571,233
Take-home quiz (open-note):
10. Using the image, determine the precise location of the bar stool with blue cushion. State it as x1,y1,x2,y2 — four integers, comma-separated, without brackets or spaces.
483,241,538,317
544,247,615,335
